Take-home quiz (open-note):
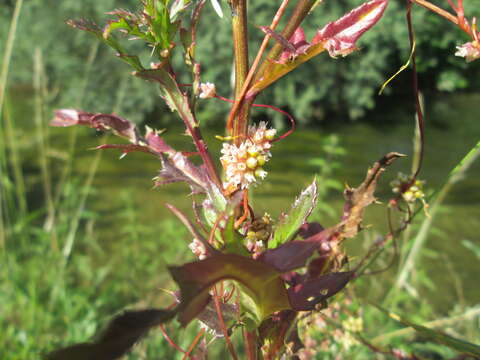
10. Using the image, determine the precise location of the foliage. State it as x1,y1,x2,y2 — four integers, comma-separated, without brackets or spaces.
2,0,480,126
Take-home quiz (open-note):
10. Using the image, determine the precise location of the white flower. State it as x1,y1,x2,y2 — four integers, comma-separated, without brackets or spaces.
220,122,276,193
198,82,216,99
455,41,480,62
188,238,207,259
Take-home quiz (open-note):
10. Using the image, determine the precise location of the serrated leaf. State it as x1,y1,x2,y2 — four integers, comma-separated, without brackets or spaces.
67,19,143,70
271,179,318,247
337,152,403,239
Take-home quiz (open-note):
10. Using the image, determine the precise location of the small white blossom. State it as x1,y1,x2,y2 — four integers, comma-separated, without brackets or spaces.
220,122,276,193
455,41,480,62
188,238,207,259
198,82,216,99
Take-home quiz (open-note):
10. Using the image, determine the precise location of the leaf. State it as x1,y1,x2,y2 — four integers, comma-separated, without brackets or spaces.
248,0,388,96
287,271,354,311
168,254,291,326
270,27,310,64
312,0,389,58
377,306,480,357
155,153,210,194
337,152,404,239
210,0,223,18
271,179,318,248
67,19,143,70
46,309,175,360
134,68,198,131
258,227,333,272
52,110,140,143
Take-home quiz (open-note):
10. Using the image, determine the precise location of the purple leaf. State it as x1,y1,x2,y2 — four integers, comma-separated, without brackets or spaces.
145,127,174,154
95,144,154,156
168,254,290,326
51,109,94,127
52,110,139,143
258,228,333,272
298,222,325,239
288,272,354,310
155,153,209,194
46,309,175,360
275,27,311,64
312,0,388,57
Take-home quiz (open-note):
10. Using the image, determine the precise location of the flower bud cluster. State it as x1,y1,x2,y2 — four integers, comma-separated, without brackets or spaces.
391,173,425,203
220,122,276,193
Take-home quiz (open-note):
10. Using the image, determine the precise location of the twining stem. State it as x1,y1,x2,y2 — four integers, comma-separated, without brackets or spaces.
227,0,290,133
230,0,250,144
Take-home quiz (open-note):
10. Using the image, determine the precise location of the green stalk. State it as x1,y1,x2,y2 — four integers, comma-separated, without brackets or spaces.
0,0,24,250
230,0,250,144
371,306,480,344
33,48,57,250
3,97,27,217
392,140,480,294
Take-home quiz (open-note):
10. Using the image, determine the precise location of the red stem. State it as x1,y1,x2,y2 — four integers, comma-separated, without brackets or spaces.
244,328,259,360
160,324,188,355
182,328,206,360
213,287,239,360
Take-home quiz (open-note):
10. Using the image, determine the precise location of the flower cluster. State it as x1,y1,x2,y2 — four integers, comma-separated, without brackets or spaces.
188,238,207,260
220,122,276,193
198,82,216,99
391,173,425,203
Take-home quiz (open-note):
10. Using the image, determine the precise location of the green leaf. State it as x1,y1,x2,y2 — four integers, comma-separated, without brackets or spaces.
380,308,480,357
67,19,144,71
223,215,250,256
271,179,318,248
169,254,291,326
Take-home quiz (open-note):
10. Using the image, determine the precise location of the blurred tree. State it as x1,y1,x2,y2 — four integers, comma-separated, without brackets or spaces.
1,0,479,126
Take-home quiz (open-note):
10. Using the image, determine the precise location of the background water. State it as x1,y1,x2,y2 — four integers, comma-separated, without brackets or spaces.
15,91,480,313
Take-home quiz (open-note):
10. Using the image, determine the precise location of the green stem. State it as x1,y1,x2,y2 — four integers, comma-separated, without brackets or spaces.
230,0,250,144
0,0,24,250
